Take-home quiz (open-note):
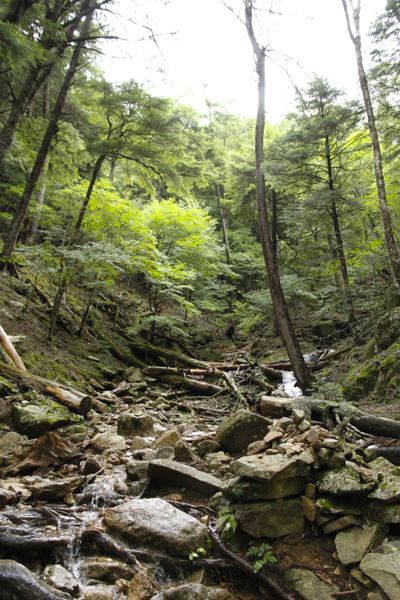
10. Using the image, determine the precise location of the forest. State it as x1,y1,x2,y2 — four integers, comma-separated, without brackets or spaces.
1,1,400,600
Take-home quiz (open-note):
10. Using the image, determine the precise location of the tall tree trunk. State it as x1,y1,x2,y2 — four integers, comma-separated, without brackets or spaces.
244,0,312,392
0,8,95,273
30,80,50,240
342,0,400,286
1,0,35,24
215,184,231,264
267,187,278,259
109,154,117,182
325,135,356,325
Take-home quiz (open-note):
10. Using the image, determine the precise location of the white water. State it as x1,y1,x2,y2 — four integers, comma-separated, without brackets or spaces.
280,370,303,398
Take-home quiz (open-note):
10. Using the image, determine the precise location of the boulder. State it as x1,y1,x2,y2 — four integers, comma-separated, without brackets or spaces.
317,465,375,496
215,410,271,452
284,567,339,600
103,498,206,557
0,431,24,455
153,428,181,449
91,432,126,453
368,457,400,503
174,439,196,462
229,450,313,482
0,559,72,600
79,558,136,583
42,565,79,597
233,498,304,538
360,551,400,600
148,459,222,494
126,460,150,481
128,571,156,600
335,523,390,565
31,476,85,500
118,413,154,437
57,424,88,445
197,440,220,457
12,399,71,438
82,586,115,600
364,501,400,524
221,475,309,502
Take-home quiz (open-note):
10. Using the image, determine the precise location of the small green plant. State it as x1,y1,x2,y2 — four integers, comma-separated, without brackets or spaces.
247,541,278,572
189,546,207,560
217,507,238,550
107,403,116,412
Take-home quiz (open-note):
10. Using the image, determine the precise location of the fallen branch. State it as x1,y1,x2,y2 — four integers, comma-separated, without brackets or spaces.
142,368,223,396
0,361,91,415
221,371,249,408
0,525,70,549
0,325,26,371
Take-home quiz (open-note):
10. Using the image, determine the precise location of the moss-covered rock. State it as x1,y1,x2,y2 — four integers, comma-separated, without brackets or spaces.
364,339,378,361
313,320,339,341
375,307,400,351
12,397,72,438
0,377,15,398
215,409,271,453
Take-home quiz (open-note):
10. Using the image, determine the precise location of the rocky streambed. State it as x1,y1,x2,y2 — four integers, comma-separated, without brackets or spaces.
1,364,400,600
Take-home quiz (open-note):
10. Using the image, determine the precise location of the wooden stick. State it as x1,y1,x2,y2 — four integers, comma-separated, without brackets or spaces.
0,324,26,371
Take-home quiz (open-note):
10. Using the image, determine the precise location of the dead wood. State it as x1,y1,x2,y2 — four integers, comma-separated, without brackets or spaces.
139,328,201,360
142,367,224,396
0,525,70,549
0,361,91,414
370,446,400,465
221,371,249,408
207,525,296,600
260,364,283,381
0,324,26,371
262,345,354,372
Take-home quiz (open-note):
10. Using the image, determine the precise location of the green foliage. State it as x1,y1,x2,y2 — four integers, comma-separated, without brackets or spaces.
217,507,238,550
189,546,207,560
247,541,278,572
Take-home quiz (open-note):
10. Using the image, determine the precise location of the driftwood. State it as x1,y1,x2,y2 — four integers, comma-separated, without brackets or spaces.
0,361,91,415
259,396,400,440
0,325,26,371
0,560,71,600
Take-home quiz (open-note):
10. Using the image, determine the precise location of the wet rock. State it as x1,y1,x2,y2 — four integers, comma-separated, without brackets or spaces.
197,440,220,457
153,428,181,448
360,551,400,600
91,432,126,453
12,399,71,438
221,474,309,502
215,410,272,452
0,431,24,455
229,450,313,482
103,498,207,557
42,564,80,597
126,460,150,481
317,465,375,496
0,559,72,600
128,571,156,600
187,569,213,586
31,476,86,500
148,459,222,494
57,424,88,445
80,558,136,583
82,586,115,600
284,567,339,600
118,413,154,437
335,523,390,565
82,456,102,475
233,498,304,538
174,439,196,462
164,584,235,600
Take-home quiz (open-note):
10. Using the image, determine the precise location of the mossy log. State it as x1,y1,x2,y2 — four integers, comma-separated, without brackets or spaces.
142,368,223,396
259,395,400,439
0,361,91,415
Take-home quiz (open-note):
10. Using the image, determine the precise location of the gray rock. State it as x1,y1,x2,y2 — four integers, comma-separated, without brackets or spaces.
42,564,79,597
12,400,71,438
82,456,102,475
322,515,359,535
174,439,196,462
215,409,272,452
233,498,304,538
360,552,400,600
148,459,222,494
153,428,181,448
0,431,24,455
335,523,390,565
81,586,115,600
31,476,85,500
128,570,157,600
163,584,235,600
0,559,72,600
364,501,400,524
221,475,308,502
103,498,206,557
118,413,154,437
57,424,88,445
197,440,220,457
91,432,126,453
284,567,339,600
368,457,400,503
315,497,362,517
317,465,374,496
79,558,136,583
126,460,150,481
229,451,313,482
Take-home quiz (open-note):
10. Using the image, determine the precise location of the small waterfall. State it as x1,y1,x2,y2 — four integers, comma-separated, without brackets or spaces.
280,370,303,398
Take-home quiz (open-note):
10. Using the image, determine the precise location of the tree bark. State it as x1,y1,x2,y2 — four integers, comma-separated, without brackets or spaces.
215,183,231,264
0,8,95,271
342,0,400,285
243,1,312,393
0,324,26,370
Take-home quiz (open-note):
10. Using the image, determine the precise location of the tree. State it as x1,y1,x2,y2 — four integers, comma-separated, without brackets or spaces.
241,0,312,392
264,77,362,328
341,0,400,286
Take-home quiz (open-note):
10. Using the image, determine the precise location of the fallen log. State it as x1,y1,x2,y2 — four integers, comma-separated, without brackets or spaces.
0,324,26,371
141,368,223,396
370,446,400,465
0,525,70,549
259,395,400,439
139,328,201,360
0,361,91,415
221,371,249,408
260,364,283,381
